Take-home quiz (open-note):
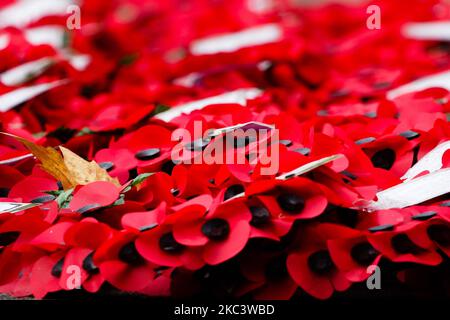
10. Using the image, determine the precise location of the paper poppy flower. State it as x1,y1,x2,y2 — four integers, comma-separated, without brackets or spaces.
0,247,26,288
246,177,328,221
29,252,66,299
246,197,292,240
94,148,138,184
327,229,382,282
172,198,252,265
135,204,205,270
88,102,155,132
367,218,443,266
110,124,175,171
54,218,115,292
127,172,178,208
64,218,114,250
287,223,354,299
69,181,121,214
355,134,417,177
0,211,51,253
93,231,156,291
401,207,450,258
30,221,74,252
1,0,450,301
8,176,59,203
57,248,102,293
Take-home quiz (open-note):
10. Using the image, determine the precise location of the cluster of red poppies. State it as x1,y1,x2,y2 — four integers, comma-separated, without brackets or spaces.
0,0,450,300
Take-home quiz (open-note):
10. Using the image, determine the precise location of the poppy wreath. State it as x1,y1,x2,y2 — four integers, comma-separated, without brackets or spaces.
0,0,450,300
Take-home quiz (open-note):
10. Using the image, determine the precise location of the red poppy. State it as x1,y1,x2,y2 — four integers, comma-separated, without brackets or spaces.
0,211,51,252
246,177,328,222
110,124,175,170
69,181,121,214
30,221,74,252
94,148,138,184
356,134,417,177
135,204,205,270
127,172,178,208
172,198,252,265
93,231,156,291
88,102,155,132
327,229,382,282
55,218,115,292
287,223,353,299
29,252,65,299
402,206,450,258
1,0,450,301
64,218,114,250
367,216,443,265
8,176,58,203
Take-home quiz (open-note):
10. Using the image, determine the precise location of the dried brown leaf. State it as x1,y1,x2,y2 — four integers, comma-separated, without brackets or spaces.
59,146,120,187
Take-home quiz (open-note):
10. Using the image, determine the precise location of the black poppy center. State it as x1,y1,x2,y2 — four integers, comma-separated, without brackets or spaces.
77,203,102,215
371,148,396,170
98,161,115,171
135,148,161,161
391,234,422,254
161,160,177,175
427,224,450,246
30,195,56,204
118,242,145,265
201,219,230,241
412,211,437,221
51,257,65,278
293,147,311,156
159,232,185,254
0,231,20,247
399,130,420,140
224,184,244,201
277,193,305,213
250,206,271,227
368,224,394,233
185,138,210,151
308,250,334,275
355,137,376,145
350,242,379,265
82,252,99,275
0,188,10,197
279,139,293,147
